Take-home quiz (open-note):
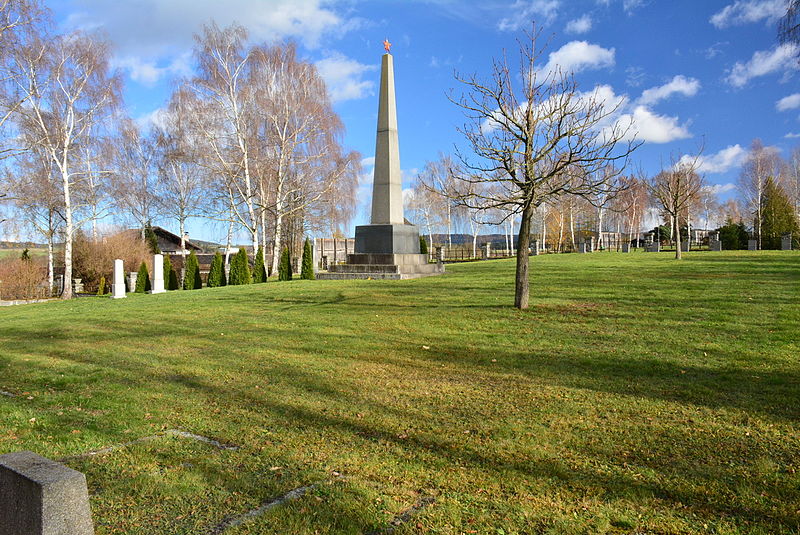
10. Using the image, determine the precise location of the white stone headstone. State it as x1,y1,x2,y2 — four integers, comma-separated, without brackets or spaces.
128,272,137,293
782,234,792,251
111,259,126,299
151,254,166,294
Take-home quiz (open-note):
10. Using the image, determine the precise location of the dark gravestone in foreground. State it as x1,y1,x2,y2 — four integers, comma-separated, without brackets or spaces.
0,450,94,535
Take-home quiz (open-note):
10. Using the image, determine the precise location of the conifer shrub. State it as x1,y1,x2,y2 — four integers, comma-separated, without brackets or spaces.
278,247,292,281
97,276,106,296
144,225,160,254
253,246,267,283
300,238,314,280
229,248,252,285
207,252,226,287
419,235,428,255
135,261,151,293
183,251,202,290
163,255,179,290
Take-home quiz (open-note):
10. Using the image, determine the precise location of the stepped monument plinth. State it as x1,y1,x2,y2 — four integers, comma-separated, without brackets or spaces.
319,40,444,280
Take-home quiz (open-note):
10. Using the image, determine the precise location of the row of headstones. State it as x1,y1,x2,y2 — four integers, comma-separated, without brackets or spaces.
110,254,167,299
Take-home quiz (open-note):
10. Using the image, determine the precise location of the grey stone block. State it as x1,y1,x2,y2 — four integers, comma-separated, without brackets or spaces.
0,450,94,535
354,224,421,255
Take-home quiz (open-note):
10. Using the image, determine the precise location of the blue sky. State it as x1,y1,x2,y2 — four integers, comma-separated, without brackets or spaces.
47,0,799,242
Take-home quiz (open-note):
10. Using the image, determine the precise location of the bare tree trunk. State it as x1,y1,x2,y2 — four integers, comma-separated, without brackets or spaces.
514,203,534,309
180,219,186,286
674,215,681,260
569,204,576,251
47,236,54,296
224,216,233,268
61,169,73,299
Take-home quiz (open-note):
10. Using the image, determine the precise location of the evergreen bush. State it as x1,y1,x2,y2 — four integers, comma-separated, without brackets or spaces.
163,255,179,290
135,261,151,293
300,238,314,280
207,252,226,287
183,251,202,290
278,247,292,281
253,246,267,283
97,276,106,296
144,224,160,254
419,235,428,255
229,248,252,285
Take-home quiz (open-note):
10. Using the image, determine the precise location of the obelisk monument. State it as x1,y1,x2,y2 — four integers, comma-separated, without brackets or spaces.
318,41,443,279
354,39,420,255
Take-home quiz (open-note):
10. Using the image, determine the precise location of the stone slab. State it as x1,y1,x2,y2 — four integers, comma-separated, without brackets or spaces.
355,224,421,255
0,450,94,535
748,240,757,251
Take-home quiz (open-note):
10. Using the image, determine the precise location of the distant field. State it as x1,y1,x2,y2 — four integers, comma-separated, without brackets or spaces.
0,247,48,259
0,251,798,534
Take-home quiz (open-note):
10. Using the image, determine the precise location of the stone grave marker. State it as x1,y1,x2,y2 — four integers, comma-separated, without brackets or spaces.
0,450,94,535
782,233,792,251
151,254,166,294
748,240,757,251
111,259,126,299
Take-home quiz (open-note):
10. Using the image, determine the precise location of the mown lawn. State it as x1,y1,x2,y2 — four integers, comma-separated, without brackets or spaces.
0,251,798,534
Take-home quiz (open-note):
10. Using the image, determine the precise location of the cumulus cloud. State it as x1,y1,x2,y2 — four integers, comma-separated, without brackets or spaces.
498,0,560,31
565,15,592,34
315,52,376,103
112,53,192,87
618,106,692,143
705,182,737,195
785,132,800,138
65,0,360,84
679,145,747,174
638,75,701,106
595,0,643,13
776,93,800,111
727,43,799,87
710,0,787,28
540,41,615,76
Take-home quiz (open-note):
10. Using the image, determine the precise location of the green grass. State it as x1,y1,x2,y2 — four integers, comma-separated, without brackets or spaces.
0,251,798,534
0,247,48,259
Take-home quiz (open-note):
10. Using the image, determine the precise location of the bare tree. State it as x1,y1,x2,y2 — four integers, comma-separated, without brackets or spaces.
155,86,208,274
780,0,800,47
251,42,360,274
649,156,705,259
739,139,781,249
783,146,800,219
4,146,62,292
448,28,638,309
9,27,121,298
113,119,159,237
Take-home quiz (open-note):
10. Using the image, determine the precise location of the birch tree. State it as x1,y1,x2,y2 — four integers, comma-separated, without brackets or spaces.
649,156,704,260
448,28,638,309
738,139,780,249
10,27,121,298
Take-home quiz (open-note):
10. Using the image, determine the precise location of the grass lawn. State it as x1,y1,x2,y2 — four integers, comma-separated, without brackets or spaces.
0,251,798,534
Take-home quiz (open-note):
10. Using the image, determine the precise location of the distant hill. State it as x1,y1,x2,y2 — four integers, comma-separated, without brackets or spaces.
0,240,47,250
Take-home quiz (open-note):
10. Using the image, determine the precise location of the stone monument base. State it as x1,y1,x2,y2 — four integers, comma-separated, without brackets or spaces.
317,253,444,280
354,224,420,254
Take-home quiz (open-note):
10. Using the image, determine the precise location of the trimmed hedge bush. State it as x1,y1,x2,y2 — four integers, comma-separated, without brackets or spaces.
97,276,106,296
419,235,428,254
183,251,202,290
164,255,179,290
207,252,227,287
300,238,314,280
135,262,151,293
253,246,267,283
229,248,252,285
278,247,292,281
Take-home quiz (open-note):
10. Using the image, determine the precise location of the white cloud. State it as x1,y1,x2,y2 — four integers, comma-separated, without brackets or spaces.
705,182,737,195
540,41,615,76
785,132,800,138
565,15,592,34
595,0,643,13
679,144,747,174
498,0,560,31
112,53,192,86
360,156,375,168
776,93,800,111
638,75,701,106
727,43,800,87
618,106,691,143
315,52,376,103
135,107,169,130
65,0,361,85
710,0,787,28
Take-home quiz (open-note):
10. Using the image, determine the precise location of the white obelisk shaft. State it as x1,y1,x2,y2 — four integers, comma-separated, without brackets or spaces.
370,53,404,225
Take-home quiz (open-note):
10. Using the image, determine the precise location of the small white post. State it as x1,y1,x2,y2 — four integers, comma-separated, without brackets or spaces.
111,259,126,299
151,254,166,294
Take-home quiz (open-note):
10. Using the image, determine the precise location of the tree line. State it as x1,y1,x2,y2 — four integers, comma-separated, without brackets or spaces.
0,1,360,298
